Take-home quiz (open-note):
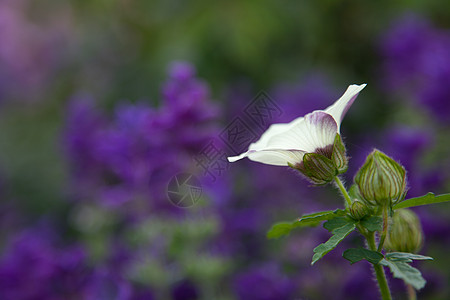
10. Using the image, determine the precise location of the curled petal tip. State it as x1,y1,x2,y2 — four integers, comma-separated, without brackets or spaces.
227,152,248,163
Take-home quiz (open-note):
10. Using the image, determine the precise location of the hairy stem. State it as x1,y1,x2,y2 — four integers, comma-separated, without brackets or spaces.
334,176,352,208
377,205,389,252
366,232,392,300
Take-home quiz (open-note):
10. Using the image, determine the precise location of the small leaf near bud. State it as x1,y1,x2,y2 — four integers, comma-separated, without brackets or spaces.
349,200,369,220
331,134,348,174
354,149,407,208
385,209,424,253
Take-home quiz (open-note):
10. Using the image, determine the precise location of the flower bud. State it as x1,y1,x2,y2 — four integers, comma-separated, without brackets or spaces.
354,149,407,207
293,153,337,185
349,199,369,220
289,134,348,185
385,209,424,253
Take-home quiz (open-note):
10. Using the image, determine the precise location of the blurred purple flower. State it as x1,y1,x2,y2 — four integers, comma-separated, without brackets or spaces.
0,228,90,300
86,268,156,300
64,62,219,215
232,264,295,300
380,14,450,121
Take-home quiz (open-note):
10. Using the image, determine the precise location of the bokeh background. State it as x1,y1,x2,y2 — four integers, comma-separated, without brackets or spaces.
0,0,449,299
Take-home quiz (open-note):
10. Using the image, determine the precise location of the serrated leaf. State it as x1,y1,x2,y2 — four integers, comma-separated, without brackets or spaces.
266,209,345,239
380,259,426,290
394,192,450,210
385,252,433,262
323,216,351,232
311,219,356,265
360,216,383,232
298,209,346,225
343,248,384,264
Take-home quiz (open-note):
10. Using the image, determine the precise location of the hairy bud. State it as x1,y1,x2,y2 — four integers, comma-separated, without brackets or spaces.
349,199,369,220
385,209,424,253
289,134,348,185
294,153,336,185
354,149,407,207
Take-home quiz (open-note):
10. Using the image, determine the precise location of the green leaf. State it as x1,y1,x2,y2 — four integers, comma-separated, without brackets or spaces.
323,216,351,231
394,192,450,210
266,223,293,239
311,219,356,265
385,252,433,262
360,216,382,232
343,248,384,264
298,209,346,225
380,259,427,290
266,209,345,239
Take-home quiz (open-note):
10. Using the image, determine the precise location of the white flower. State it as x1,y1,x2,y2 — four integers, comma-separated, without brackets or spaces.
227,84,366,167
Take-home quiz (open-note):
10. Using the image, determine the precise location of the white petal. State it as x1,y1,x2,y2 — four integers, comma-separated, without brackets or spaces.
269,111,338,153
248,121,297,151
227,112,337,165
227,149,306,166
247,149,306,166
324,83,366,131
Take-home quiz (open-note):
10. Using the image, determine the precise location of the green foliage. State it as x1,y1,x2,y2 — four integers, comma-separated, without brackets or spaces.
379,252,433,290
394,192,450,210
311,217,356,265
343,248,384,264
385,252,433,262
323,216,351,231
266,209,345,239
360,216,383,232
380,259,426,290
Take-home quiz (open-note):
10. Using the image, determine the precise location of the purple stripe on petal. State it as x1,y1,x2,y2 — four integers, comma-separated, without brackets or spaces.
314,144,334,159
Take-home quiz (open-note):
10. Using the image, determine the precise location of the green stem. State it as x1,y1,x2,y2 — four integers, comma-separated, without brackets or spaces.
377,205,389,252
366,232,392,300
406,284,416,300
334,176,352,208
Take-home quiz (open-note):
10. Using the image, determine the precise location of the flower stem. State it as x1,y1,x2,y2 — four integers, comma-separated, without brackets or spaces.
406,284,416,300
366,232,392,300
334,176,352,208
377,205,389,252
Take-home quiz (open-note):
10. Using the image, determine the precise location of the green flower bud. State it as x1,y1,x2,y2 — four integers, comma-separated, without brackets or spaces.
385,209,424,253
294,152,337,185
289,134,348,185
349,199,369,220
354,149,407,207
